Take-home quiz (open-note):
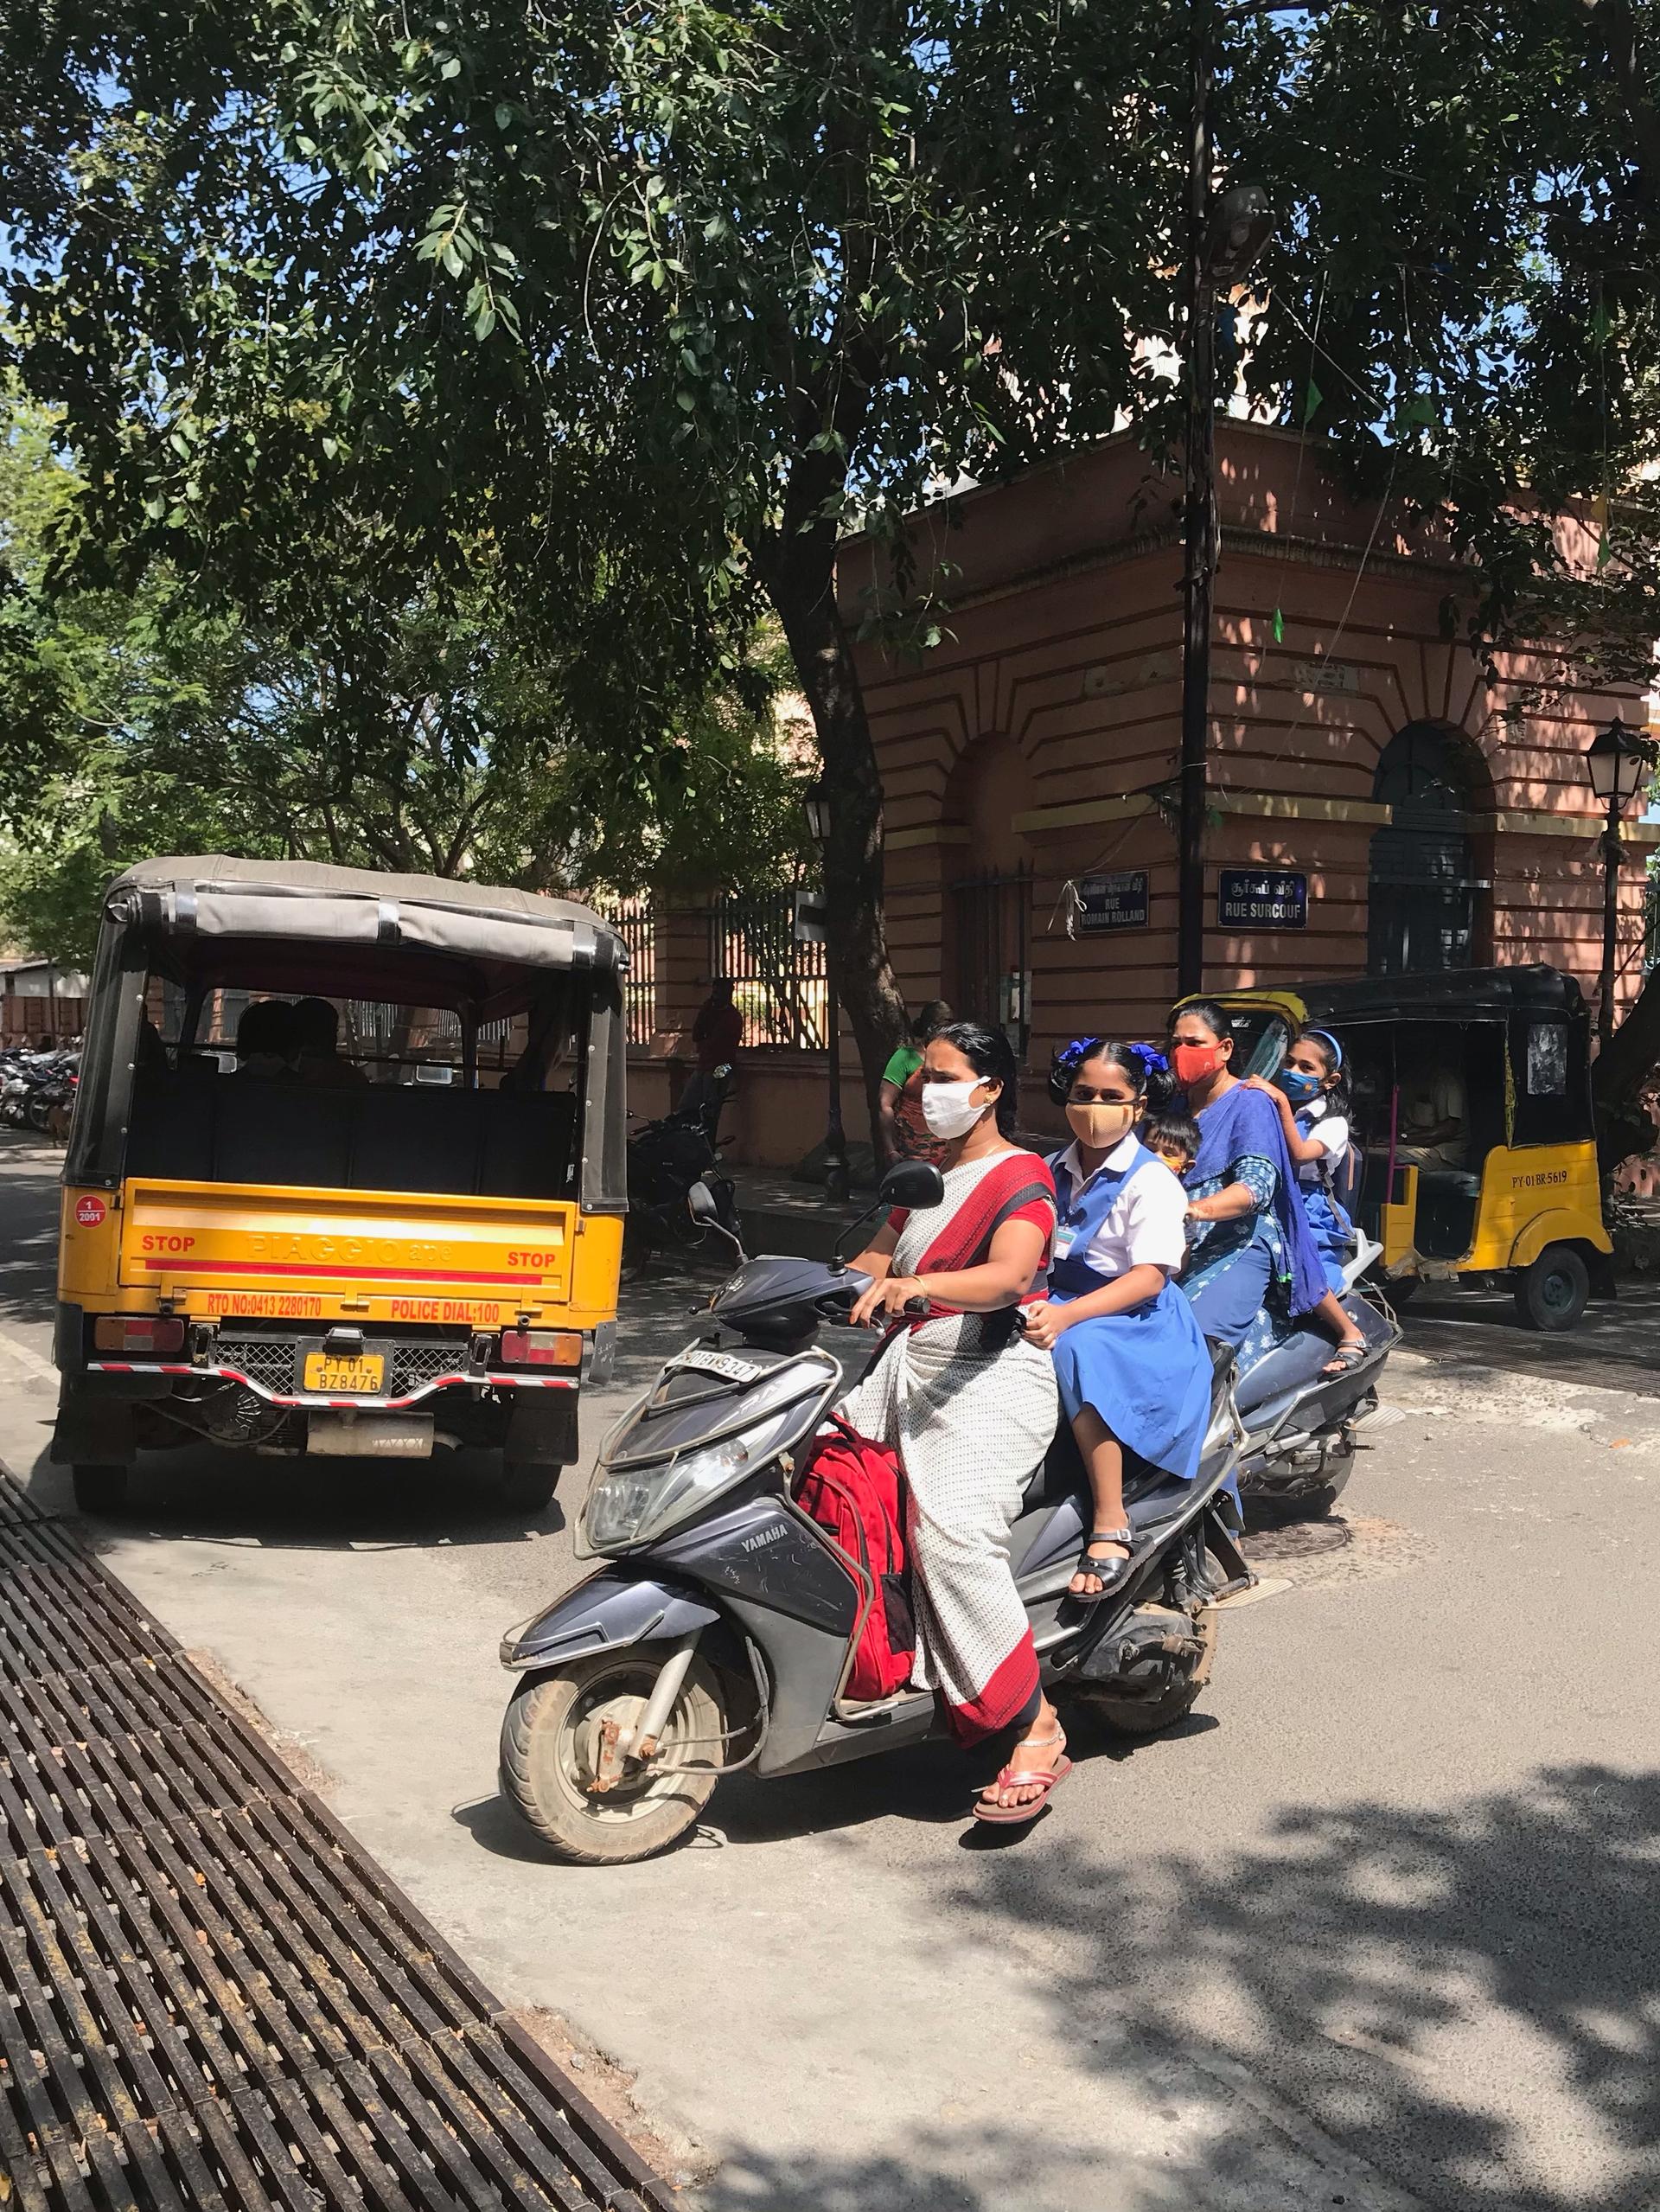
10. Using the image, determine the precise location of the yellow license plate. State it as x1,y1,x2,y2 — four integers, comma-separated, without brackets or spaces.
302,1352,386,1395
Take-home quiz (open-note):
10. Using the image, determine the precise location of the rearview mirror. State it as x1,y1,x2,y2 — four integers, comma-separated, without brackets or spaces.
687,1180,718,1223
878,1160,944,1211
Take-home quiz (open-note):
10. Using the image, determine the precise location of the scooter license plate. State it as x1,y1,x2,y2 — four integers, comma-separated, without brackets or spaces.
676,1348,765,1384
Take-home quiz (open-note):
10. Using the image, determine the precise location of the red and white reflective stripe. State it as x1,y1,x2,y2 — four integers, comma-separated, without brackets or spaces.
83,1360,578,1407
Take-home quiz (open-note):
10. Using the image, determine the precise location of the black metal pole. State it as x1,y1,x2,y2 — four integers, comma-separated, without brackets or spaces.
1177,0,1216,1000
824,976,850,1202
1599,783,1621,1054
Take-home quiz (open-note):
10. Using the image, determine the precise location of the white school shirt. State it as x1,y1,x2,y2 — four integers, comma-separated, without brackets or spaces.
1295,1103,1350,1187
1053,1132,1190,1278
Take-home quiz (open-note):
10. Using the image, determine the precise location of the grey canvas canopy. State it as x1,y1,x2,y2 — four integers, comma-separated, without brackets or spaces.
106,856,622,976
68,857,629,1211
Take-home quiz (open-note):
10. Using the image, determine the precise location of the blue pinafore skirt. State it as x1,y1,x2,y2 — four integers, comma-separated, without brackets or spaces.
1294,1109,1355,1296
1046,1149,1214,1485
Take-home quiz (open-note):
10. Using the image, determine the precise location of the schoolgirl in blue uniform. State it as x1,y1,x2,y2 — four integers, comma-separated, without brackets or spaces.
1023,1039,1213,1602
1244,1026,1368,1376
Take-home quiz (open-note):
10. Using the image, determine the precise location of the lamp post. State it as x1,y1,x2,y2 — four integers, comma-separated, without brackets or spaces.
803,780,851,1204
1176,0,1276,995
1585,714,1656,1052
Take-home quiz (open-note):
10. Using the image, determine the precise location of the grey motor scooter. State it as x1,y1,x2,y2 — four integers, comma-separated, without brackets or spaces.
497,1162,1252,1865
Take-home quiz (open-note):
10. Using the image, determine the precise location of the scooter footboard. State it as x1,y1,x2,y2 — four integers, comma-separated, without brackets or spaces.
500,1571,724,1672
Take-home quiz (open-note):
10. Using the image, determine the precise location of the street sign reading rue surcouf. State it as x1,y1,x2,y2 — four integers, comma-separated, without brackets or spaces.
1076,870,1150,933
1217,869,1308,929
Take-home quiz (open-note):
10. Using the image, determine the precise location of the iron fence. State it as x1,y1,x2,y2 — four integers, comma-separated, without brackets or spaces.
603,894,659,1045
710,888,828,1049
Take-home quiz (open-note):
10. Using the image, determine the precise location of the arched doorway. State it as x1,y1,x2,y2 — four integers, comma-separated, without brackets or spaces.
1367,723,1489,975
942,733,1034,1051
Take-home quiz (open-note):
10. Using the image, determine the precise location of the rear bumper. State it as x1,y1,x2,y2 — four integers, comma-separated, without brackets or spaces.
78,1358,577,1414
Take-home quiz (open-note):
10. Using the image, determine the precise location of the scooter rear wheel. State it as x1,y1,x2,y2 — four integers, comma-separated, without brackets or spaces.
500,1651,725,1864
1074,1605,1218,1738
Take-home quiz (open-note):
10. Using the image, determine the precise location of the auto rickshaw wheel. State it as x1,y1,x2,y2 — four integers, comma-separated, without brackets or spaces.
1513,1243,1589,1333
497,1461,560,1512
71,1465,128,1515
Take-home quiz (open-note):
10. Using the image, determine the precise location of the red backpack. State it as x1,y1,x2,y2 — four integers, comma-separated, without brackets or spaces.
795,1415,916,1700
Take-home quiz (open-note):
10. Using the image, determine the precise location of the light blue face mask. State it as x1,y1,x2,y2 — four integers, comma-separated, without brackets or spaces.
1277,1067,1321,1106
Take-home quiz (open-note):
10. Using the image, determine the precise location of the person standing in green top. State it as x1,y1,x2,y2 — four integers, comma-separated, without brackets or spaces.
878,1000,954,1167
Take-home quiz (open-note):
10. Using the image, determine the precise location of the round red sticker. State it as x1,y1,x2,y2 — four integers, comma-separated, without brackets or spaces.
74,1195,106,1228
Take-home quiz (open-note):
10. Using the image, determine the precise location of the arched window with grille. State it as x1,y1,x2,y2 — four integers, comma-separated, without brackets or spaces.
1367,723,1489,975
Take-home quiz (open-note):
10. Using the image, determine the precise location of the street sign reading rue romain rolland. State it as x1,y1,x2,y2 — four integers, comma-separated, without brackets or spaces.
1217,869,1308,929
1076,870,1150,933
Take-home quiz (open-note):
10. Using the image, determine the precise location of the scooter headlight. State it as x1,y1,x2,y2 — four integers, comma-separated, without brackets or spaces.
582,1397,813,1553
584,1433,753,1550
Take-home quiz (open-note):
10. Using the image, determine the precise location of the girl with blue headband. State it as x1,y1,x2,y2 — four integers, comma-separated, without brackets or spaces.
1244,1028,1369,1376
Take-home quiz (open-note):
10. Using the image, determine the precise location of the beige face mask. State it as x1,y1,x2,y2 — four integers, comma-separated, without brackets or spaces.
1065,1099,1137,1150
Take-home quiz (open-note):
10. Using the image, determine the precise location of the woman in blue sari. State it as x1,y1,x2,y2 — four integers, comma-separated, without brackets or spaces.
1166,1001,1329,1371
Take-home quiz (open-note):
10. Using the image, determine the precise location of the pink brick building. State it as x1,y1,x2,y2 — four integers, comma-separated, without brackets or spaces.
840,420,1656,1084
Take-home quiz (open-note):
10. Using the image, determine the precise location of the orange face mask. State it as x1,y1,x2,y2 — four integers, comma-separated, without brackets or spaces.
1170,1040,1228,1086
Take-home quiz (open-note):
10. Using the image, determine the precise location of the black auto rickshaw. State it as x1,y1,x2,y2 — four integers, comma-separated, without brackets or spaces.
1187,967,1612,1331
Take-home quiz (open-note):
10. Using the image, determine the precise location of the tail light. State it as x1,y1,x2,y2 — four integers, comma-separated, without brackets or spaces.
498,1329,583,1370
93,1317,186,1355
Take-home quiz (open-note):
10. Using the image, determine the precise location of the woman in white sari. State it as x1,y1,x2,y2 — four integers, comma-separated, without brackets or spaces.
840,1021,1068,1826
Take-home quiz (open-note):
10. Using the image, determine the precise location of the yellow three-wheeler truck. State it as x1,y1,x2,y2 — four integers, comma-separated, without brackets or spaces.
53,856,628,1511
1187,965,1612,1332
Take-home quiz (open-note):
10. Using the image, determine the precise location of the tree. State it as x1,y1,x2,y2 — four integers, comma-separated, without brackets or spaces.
0,392,803,962
6,0,1658,1123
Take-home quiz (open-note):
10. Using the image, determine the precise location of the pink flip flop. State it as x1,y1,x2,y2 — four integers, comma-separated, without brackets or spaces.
972,1736,1073,1826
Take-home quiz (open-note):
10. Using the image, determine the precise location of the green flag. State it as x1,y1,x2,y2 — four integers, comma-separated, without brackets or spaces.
1272,606,1285,643
1303,378,1324,425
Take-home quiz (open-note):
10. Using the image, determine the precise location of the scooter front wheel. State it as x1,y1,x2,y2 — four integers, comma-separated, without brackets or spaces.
500,1651,725,1865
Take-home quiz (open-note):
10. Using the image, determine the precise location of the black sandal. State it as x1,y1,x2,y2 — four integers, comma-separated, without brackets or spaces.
1320,1339,1369,1378
1068,1527,1133,1605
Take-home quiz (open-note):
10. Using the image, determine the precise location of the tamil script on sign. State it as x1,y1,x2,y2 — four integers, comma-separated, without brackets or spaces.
1076,870,1150,934
1217,869,1308,929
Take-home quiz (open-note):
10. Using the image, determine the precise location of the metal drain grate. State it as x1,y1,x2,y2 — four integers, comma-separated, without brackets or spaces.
0,1475,672,2212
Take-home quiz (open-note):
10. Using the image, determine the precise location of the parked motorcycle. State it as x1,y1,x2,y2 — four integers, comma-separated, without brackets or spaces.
621,1064,740,1279
1234,1232,1400,1513
498,1161,1251,1865
1,1047,78,1131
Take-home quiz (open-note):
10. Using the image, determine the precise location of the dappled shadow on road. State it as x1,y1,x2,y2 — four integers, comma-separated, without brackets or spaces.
1399,1277,1660,1399
945,1762,1660,2212
710,2131,1197,2212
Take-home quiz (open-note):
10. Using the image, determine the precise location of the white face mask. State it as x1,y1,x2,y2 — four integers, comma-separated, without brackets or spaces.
921,1077,991,1140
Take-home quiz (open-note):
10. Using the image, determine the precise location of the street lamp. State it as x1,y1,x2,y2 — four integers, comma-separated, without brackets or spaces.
1176,0,1277,996
802,778,851,1203
1585,714,1656,1052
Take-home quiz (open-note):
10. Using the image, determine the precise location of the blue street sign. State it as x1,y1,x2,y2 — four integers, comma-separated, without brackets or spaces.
1218,869,1308,929
1076,870,1150,933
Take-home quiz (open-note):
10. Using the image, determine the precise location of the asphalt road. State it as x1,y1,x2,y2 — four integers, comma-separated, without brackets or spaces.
2,1138,1657,2211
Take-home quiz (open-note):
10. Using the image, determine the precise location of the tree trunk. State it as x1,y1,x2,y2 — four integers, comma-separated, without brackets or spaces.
755,518,908,1152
